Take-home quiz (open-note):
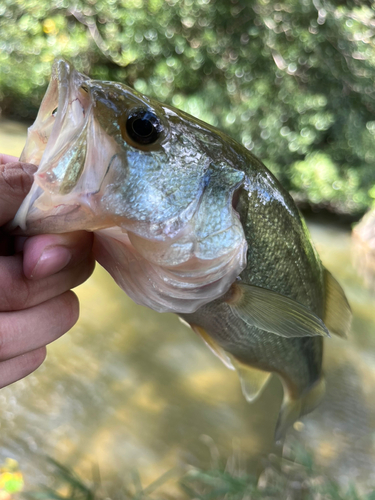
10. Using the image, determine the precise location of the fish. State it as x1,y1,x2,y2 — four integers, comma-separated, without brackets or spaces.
11,59,352,440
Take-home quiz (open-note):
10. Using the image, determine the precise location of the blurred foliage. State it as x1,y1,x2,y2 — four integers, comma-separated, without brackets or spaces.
0,458,24,500
181,443,375,500
1,0,375,213
22,446,375,500
24,457,179,500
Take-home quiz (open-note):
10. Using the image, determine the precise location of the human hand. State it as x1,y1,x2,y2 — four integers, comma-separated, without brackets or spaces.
0,154,95,388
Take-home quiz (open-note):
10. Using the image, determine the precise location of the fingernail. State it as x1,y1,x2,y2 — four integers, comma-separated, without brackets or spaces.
31,246,72,279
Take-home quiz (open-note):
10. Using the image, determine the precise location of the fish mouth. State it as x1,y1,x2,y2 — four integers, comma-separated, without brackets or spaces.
20,59,91,172
11,59,109,233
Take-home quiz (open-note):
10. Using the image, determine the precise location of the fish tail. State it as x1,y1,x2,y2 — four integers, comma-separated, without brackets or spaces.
274,376,325,443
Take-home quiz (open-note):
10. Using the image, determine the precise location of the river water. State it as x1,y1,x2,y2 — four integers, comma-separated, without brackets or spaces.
1,119,375,495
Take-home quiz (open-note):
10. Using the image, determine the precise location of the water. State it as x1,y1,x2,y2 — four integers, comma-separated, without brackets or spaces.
1,120,375,494
0,119,29,157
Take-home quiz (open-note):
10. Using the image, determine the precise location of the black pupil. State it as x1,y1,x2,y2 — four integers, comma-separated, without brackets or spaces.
126,110,162,145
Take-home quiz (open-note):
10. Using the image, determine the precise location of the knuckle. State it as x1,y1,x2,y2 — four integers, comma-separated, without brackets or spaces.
0,258,37,312
0,163,34,195
0,315,19,361
4,277,33,311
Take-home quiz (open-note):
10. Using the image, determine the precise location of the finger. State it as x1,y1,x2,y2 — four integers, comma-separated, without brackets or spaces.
0,163,37,225
23,231,94,279
14,236,28,253
0,347,46,389
0,291,79,362
0,154,19,165
0,254,95,311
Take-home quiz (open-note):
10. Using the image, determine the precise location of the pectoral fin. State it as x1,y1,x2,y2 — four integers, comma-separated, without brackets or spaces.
323,269,352,339
227,283,330,338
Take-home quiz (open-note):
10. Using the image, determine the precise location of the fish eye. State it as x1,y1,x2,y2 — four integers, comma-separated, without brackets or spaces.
124,109,163,146
52,107,58,117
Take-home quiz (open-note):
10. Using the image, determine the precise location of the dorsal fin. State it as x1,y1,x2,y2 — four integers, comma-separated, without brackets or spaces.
323,268,352,339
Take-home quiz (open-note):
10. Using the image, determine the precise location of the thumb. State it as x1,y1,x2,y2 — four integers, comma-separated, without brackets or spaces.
0,162,37,226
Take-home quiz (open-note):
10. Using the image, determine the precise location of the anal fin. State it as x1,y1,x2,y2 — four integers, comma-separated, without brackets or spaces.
188,323,271,401
234,363,271,403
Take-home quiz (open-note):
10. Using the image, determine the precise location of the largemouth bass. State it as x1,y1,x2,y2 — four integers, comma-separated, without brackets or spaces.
11,59,352,439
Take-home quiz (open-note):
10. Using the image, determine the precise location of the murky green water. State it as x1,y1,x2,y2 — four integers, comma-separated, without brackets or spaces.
1,120,375,494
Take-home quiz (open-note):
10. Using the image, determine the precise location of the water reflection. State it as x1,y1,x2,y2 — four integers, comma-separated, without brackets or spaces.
1,123,375,493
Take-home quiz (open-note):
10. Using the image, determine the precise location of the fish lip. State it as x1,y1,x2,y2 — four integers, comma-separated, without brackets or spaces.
11,59,95,232
46,58,74,147
47,58,91,153
20,58,92,166
36,59,93,195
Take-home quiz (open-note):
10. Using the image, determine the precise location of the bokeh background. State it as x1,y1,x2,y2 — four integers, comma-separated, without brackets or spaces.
2,1,375,498
3,0,375,213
